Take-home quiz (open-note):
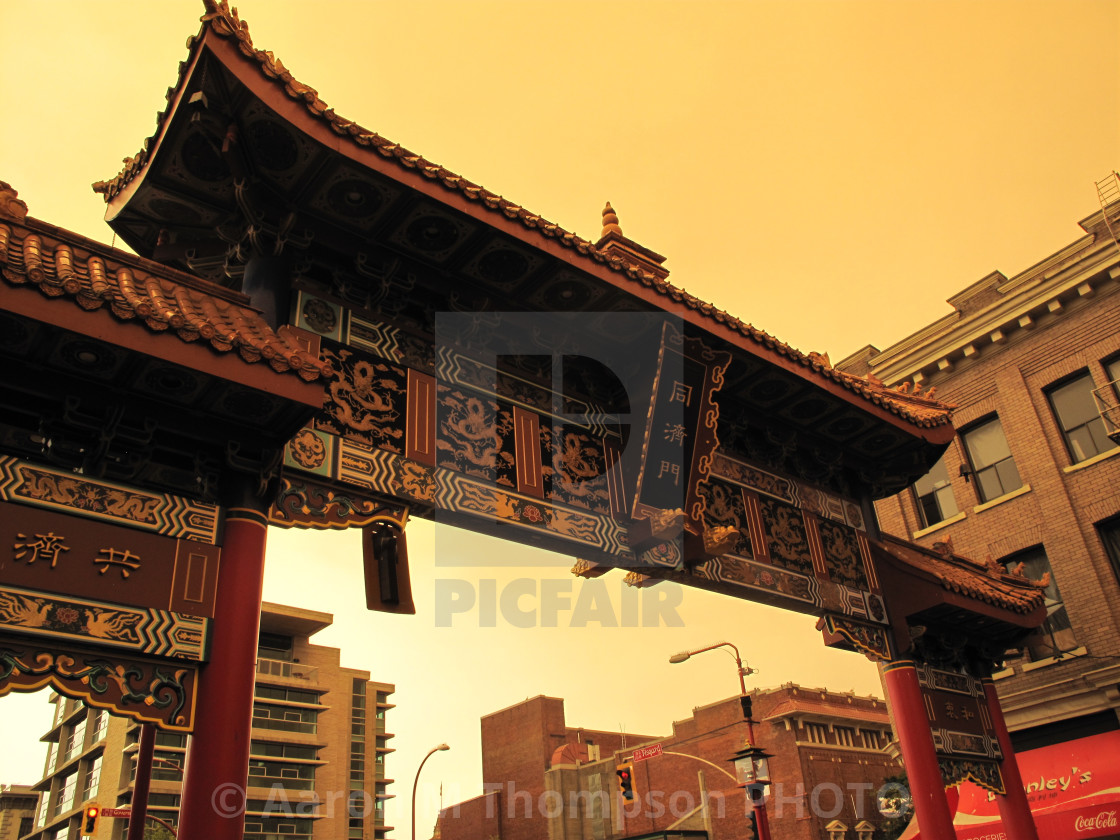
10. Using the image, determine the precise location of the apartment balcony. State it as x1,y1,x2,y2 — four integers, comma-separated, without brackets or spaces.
256,657,319,685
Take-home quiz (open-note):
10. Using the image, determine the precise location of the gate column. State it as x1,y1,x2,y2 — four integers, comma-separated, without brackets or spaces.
882,659,957,838
983,679,1040,839
178,482,270,840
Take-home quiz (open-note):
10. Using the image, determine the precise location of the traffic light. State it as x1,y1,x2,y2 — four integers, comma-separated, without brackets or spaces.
616,761,635,802
80,804,100,836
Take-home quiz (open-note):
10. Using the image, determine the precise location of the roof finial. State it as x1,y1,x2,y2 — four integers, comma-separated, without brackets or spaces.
601,201,623,239
0,181,28,223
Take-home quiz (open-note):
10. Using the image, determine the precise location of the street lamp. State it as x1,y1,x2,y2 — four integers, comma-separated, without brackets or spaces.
670,642,773,840
412,743,450,840
730,741,774,798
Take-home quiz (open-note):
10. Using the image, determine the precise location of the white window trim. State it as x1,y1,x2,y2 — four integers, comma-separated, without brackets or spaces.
1063,446,1120,474
912,510,967,539
972,483,1032,514
1021,646,1088,673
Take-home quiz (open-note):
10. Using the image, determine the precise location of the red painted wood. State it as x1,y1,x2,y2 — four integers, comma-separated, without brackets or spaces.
984,679,1042,840
177,507,269,840
882,660,958,838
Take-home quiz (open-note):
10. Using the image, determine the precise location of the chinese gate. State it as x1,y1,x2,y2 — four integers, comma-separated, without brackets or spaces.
0,3,1049,840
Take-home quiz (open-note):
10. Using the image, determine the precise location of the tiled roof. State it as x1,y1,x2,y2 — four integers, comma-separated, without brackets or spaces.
874,534,1046,616
0,184,331,382
92,1,951,432
764,699,890,725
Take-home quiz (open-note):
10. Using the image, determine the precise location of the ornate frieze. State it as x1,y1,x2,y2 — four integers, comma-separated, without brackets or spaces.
0,455,219,543
269,476,407,531
0,635,198,730
0,585,208,661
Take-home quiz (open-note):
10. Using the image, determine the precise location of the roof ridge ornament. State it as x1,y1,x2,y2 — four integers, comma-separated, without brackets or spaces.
0,181,28,223
601,201,623,239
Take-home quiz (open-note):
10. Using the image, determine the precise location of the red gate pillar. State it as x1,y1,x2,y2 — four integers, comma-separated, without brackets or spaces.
983,679,1040,840
177,496,270,840
882,659,958,838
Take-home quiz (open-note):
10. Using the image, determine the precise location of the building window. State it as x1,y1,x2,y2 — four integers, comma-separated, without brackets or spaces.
64,717,87,762
56,771,77,814
82,755,102,801
36,791,49,827
912,453,959,527
1098,516,1120,587
90,708,109,743
1106,356,1120,405
1046,372,1117,463
1003,546,1076,660
859,729,881,749
962,417,1023,502
835,726,855,747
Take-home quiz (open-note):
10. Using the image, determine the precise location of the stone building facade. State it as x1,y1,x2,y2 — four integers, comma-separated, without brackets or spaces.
437,688,898,840
0,785,37,840
23,603,395,840
838,197,1120,752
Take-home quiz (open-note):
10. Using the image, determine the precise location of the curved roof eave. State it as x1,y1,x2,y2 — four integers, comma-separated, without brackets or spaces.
92,0,953,441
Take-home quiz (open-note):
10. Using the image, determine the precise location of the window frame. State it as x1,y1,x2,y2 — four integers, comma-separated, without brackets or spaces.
911,452,960,528
1098,515,1120,589
1045,370,1117,464
1001,545,1076,661
960,415,1023,503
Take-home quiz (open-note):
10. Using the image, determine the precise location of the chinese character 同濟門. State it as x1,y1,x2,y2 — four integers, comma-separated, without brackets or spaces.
657,460,681,486
663,423,688,445
669,381,693,407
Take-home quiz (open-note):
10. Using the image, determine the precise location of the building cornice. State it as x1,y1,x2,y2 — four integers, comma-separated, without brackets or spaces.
867,229,1120,386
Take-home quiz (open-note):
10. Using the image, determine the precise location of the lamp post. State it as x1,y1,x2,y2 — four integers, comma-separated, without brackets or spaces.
412,744,450,840
669,642,773,840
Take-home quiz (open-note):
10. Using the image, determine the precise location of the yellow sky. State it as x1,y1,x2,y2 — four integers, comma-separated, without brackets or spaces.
0,0,1118,836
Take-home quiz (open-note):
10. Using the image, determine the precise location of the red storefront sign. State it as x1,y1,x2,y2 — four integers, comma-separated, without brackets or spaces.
903,731,1120,839
633,743,663,762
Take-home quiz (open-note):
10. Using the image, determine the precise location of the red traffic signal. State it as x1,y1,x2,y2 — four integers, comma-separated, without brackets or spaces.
616,762,636,801
80,804,100,835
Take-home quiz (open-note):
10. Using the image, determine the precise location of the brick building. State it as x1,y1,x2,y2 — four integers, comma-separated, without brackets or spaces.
838,194,1120,757
437,688,899,840
0,785,37,840
23,603,395,840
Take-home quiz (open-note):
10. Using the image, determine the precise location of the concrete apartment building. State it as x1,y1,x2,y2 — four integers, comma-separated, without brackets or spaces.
437,689,898,840
838,191,1120,756
0,785,37,840
23,603,395,840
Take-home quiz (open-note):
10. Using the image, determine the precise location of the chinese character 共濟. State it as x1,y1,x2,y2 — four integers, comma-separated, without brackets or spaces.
95,547,142,579
13,532,70,568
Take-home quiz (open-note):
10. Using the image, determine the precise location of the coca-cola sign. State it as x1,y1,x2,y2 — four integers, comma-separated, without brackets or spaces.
1075,810,1118,833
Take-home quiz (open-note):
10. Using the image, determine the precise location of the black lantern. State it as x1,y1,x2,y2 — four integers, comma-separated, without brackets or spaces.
730,742,773,801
